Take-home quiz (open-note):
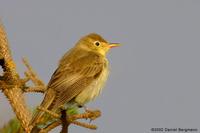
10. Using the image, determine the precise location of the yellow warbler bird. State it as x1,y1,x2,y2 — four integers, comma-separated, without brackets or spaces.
31,33,120,126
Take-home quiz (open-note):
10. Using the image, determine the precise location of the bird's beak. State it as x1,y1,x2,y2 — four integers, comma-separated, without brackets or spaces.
109,43,121,48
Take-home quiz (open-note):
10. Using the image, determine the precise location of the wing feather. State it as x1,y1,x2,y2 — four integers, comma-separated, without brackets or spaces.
48,52,105,110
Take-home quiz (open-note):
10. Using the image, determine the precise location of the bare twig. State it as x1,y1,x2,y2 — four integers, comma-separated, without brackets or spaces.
70,110,101,121
39,121,60,133
37,106,60,118
23,86,46,93
71,121,97,130
22,58,46,93
22,58,45,87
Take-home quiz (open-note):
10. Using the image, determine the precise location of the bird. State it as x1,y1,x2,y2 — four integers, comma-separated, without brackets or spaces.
31,33,120,127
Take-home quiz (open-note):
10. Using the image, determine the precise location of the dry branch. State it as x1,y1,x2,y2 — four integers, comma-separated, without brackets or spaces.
38,108,101,133
22,58,45,87
22,58,46,93
0,21,32,132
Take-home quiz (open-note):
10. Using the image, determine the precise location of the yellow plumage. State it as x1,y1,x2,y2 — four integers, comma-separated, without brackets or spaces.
75,58,109,105
31,33,120,127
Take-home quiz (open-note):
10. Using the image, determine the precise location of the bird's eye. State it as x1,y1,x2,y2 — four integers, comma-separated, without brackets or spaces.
94,41,100,46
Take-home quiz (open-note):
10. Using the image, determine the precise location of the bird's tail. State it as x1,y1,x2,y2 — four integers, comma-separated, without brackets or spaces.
30,89,55,127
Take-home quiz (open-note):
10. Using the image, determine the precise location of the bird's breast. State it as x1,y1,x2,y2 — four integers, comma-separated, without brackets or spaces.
75,62,109,105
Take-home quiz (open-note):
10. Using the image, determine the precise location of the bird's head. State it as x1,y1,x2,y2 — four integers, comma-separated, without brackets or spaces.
76,33,120,56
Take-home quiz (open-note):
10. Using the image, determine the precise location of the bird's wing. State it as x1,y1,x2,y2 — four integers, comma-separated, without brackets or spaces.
48,52,105,110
